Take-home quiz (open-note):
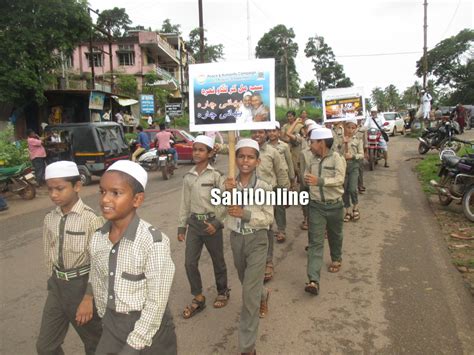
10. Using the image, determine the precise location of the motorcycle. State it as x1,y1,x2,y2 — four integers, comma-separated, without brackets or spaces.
417,120,461,154
129,141,159,172
430,143,474,222
0,163,37,200
157,149,176,180
366,128,384,171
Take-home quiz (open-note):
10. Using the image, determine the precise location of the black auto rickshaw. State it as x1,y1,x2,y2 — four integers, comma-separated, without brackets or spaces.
43,122,130,185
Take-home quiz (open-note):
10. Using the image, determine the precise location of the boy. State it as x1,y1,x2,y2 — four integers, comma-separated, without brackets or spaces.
89,160,177,354
267,122,295,242
304,128,346,295
224,139,273,355
177,135,229,318
37,161,103,355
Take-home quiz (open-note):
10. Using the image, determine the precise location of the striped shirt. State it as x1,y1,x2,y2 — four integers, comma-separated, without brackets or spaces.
43,198,103,274
89,216,175,350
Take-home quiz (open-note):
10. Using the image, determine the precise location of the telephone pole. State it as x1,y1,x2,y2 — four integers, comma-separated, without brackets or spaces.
198,0,205,63
423,0,428,90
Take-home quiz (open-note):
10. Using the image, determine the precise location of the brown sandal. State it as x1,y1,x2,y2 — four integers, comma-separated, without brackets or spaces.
328,261,342,273
300,220,308,230
275,231,286,243
304,281,319,295
343,213,352,222
182,296,206,319
352,209,360,221
259,289,270,318
213,289,230,308
264,263,273,282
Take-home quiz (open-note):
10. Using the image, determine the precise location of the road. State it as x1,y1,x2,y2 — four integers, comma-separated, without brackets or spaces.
1,136,473,354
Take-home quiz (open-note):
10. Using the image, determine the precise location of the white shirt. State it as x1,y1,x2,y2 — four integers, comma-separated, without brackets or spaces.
363,114,386,130
236,105,253,124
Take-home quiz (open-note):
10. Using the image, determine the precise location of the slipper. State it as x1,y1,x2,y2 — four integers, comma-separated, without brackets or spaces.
259,289,270,318
343,213,352,222
264,263,273,283
182,296,206,319
328,261,342,273
352,209,360,221
304,281,319,295
213,289,230,308
300,220,308,230
275,231,286,243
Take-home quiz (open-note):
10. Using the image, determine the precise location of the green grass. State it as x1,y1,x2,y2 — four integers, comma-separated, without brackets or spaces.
415,154,440,194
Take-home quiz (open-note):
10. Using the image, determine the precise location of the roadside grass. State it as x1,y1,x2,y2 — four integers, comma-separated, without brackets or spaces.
415,154,439,193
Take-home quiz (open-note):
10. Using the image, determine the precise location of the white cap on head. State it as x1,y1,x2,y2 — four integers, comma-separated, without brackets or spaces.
310,127,333,140
274,121,280,129
194,135,214,149
370,106,378,112
235,138,259,152
304,119,316,126
45,161,79,180
345,118,358,125
107,160,148,190
243,91,252,97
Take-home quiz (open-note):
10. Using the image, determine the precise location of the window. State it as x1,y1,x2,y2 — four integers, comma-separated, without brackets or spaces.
118,52,135,66
86,52,103,67
64,55,73,68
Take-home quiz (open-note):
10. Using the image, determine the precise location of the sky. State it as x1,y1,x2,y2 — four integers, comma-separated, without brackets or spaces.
88,0,473,97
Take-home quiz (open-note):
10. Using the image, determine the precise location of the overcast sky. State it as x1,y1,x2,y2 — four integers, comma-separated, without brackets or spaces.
89,0,472,96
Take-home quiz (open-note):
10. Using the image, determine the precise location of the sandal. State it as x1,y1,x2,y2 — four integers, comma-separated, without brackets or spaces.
328,261,342,273
343,213,352,222
259,289,270,318
300,220,308,230
304,281,319,295
352,209,360,221
264,263,273,283
213,289,230,308
275,231,286,243
182,296,206,319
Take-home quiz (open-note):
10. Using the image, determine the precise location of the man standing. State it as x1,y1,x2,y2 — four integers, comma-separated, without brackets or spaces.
421,90,432,121
27,129,47,186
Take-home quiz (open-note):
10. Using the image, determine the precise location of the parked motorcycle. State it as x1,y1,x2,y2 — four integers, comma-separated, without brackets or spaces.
157,149,176,180
430,143,474,222
366,128,384,171
129,141,159,172
0,163,37,200
417,120,461,154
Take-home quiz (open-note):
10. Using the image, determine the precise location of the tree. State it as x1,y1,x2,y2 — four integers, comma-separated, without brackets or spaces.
255,25,300,98
401,81,422,108
384,84,401,111
142,72,172,112
371,87,388,112
161,19,181,35
416,29,474,104
299,80,321,100
305,35,353,91
0,0,92,106
116,74,137,97
96,7,131,37
187,28,224,63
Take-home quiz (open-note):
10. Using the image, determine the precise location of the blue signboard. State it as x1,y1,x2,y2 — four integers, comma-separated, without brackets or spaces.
140,94,155,114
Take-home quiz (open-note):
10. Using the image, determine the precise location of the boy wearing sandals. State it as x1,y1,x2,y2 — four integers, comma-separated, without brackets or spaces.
303,128,346,295
224,139,273,355
334,119,364,222
177,135,229,318
89,160,177,354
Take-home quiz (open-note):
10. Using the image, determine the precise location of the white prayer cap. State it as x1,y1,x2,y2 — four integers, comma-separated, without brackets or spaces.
304,119,316,126
194,135,214,149
243,91,252,97
370,106,378,112
345,118,358,125
236,138,259,152
310,128,333,140
106,160,148,190
45,161,79,180
307,123,322,132
274,121,280,129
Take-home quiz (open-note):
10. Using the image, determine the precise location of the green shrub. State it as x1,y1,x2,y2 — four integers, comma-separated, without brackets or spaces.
0,124,30,167
124,132,137,144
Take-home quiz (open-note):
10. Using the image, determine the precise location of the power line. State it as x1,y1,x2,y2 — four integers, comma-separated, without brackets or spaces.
337,51,422,58
441,0,462,39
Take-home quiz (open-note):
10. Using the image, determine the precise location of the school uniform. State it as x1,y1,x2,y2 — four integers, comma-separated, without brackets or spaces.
305,151,346,284
281,122,304,178
177,164,228,297
89,216,177,355
225,172,274,353
299,142,313,224
37,199,103,355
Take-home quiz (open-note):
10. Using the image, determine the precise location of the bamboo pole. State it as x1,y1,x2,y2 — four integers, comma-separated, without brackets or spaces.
227,131,236,178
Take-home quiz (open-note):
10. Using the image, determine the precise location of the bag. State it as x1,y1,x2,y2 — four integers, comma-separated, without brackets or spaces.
371,116,389,142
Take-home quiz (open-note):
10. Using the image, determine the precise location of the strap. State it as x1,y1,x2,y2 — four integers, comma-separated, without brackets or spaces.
371,116,384,131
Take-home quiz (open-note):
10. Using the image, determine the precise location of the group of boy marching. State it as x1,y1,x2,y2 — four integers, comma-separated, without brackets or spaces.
36,110,365,355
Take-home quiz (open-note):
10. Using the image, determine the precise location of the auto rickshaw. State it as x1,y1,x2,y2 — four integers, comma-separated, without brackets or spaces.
44,122,130,185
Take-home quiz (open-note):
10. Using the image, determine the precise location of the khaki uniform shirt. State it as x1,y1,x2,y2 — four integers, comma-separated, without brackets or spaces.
305,151,346,202
224,172,274,233
177,164,225,234
299,146,313,187
333,132,364,161
43,198,103,273
270,140,295,181
282,122,304,173
258,142,290,189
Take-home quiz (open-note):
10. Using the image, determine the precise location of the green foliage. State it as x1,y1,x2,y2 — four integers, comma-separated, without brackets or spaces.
305,35,353,91
117,74,138,97
0,125,30,167
172,113,189,128
97,7,131,37
415,154,439,194
160,19,181,35
188,28,224,63
299,80,321,101
124,132,137,144
255,25,300,97
0,0,92,106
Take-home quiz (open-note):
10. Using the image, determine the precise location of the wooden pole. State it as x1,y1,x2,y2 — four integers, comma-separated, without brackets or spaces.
228,131,236,178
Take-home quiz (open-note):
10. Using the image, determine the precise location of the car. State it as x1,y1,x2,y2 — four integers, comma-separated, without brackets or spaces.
145,128,195,161
382,112,405,136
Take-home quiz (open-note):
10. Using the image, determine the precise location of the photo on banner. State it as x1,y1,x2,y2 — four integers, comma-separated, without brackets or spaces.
322,87,365,123
189,59,276,132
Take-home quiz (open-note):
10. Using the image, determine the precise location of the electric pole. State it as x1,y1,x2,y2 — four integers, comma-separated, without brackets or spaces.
423,0,428,90
198,0,205,63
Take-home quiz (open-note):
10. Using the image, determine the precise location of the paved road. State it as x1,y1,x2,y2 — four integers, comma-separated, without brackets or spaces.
0,136,473,354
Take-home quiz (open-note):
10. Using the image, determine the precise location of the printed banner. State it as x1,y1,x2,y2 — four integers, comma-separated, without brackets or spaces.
140,94,155,114
189,59,276,132
322,87,365,123
89,91,105,110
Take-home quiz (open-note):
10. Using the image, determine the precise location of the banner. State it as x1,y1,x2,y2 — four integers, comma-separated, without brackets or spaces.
89,91,105,110
189,59,276,132
140,94,155,114
322,87,365,123
165,103,182,117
